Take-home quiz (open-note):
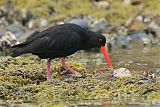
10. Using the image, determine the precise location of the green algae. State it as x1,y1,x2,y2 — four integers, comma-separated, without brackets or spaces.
0,56,160,106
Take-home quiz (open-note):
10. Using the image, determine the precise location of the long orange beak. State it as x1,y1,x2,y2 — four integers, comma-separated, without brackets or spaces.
100,46,113,69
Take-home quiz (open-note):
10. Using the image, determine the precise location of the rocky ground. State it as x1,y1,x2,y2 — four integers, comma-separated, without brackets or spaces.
0,56,160,107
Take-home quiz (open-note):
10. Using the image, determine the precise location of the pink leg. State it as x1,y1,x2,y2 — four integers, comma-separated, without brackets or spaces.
47,59,51,81
60,58,81,76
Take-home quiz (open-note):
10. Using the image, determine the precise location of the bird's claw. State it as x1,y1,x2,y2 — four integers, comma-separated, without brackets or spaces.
74,72,82,77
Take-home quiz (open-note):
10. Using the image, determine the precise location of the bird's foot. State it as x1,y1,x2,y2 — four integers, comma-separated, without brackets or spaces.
71,70,82,77
62,65,82,77
60,58,82,77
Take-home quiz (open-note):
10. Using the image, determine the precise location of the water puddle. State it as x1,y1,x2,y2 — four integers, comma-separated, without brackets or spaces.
70,44,160,70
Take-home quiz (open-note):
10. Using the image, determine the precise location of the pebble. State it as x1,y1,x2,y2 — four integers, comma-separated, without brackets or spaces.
113,68,132,78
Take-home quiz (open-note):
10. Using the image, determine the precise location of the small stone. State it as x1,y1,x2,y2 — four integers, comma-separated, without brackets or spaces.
94,1,109,9
113,68,132,78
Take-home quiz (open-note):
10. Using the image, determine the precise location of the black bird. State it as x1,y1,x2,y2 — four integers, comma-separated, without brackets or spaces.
10,24,112,80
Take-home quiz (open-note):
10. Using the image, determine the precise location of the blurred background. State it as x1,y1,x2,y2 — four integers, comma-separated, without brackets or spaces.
0,1,160,107
0,0,159,68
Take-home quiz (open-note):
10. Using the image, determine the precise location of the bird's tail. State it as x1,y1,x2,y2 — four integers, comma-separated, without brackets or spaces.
9,44,28,57
9,31,40,57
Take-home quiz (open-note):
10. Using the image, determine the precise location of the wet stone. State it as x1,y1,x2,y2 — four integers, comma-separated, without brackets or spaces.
113,68,132,78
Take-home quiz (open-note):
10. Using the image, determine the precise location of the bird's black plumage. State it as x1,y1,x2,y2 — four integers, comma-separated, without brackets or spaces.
10,23,106,59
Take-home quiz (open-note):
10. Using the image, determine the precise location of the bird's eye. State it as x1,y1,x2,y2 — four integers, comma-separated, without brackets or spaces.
98,38,103,42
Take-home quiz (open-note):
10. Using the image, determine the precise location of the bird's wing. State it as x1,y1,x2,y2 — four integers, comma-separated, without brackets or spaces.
27,32,81,53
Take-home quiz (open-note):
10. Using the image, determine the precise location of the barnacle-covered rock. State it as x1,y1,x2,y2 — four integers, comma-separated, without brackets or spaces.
0,56,160,106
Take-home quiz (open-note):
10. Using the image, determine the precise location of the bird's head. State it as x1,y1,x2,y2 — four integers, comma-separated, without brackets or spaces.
95,34,106,47
95,33,113,69
82,31,113,69
84,32,106,48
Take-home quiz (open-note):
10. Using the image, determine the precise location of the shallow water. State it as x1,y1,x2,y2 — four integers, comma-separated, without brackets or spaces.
71,43,160,70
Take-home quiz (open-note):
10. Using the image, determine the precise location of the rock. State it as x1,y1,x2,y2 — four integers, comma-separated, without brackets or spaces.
18,9,33,26
128,29,160,48
90,18,109,33
123,0,145,9
155,68,160,73
113,68,132,78
0,31,19,47
66,18,88,29
136,14,145,22
147,30,160,45
149,16,160,30
126,19,149,32
122,0,132,5
39,18,48,27
104,32,132,51
0,31,19,55
5,22,24,38
114,35,132,49
4,0,14,11
0,6,8,18
128,31,148,40
94,1,109,9
0,17,8,26
27,19,38,29
150,68,160,81
151,99,160,105
131,0,145,5
48,6,56,16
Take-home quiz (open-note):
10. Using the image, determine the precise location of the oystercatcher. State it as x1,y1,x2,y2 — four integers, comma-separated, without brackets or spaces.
10,24,112,80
